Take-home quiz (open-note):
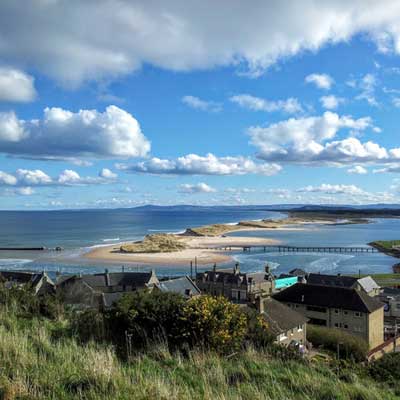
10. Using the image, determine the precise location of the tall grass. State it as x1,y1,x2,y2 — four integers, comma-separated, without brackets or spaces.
0,310,397,400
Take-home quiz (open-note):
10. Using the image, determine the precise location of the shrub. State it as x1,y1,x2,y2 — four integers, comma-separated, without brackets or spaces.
0,284,63,320
307,325,368,361
71,309,107,342
106,290,186,351
181,295,247,353
369,353,400,383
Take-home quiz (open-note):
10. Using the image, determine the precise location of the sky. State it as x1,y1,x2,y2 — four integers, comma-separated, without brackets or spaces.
2,1,400,210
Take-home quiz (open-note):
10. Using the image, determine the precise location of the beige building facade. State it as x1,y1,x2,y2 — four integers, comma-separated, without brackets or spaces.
273,283,384,349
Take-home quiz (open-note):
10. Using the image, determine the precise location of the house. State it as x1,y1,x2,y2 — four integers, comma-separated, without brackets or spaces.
273,283,384,349
57,270,159,309
196,263,274,302
379,287,400,318
288,268,307,277
0,270,55,295
257,297,307,346
155,276,201,298
305,273,381,297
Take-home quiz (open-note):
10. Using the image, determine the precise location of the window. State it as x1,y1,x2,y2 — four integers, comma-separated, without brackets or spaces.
354,312,362,317
343,311,348,315
334,309,339,314
344,324,349,329
334,323,339,328
396,303,400,310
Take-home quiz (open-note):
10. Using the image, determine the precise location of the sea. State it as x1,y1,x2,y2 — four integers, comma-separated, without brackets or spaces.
0,208,399,278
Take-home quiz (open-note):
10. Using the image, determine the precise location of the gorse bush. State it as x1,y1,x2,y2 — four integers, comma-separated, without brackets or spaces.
70,291,272,355
307,325,368,361
181,295,248,352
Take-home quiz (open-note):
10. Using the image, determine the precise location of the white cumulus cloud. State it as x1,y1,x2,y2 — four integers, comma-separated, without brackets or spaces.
297,184,365,195
117,153,281,176
16,169,52,185
179,182,216,194
0,67,36,102
347,165,368,174
305,73,334,90
182,96,222,112
248,112,394,165
0,105,150,160
4,2,400,85
320,95,345,110
0,171,18,185
99,168,118,180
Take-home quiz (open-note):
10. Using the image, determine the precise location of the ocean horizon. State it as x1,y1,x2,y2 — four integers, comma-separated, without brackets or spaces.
0,207,398,278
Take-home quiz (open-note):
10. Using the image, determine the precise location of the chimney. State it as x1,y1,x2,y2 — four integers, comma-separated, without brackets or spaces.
105,269,110,286
256,296,264,314
265,264,270,275
213,263,217,272
234,262,240,275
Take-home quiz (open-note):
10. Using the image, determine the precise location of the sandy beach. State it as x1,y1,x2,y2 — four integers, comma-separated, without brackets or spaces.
84,234,280,266
83,216,359,266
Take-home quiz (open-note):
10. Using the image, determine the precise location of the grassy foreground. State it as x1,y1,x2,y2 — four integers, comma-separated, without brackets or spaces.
0,310,398,400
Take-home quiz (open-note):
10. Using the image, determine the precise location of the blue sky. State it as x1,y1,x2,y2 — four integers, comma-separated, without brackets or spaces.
2,1,400,209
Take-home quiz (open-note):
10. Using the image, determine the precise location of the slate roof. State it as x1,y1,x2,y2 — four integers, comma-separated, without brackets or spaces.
197,268,272,285
262,297,307,336
59,271,156,289
102,292,124,308
273,283,384,313
289,268,307,276
306,273,357,288
157,276,201,298
0,271,48,286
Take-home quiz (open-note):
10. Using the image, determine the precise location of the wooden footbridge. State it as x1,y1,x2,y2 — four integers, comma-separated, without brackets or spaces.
214,245,379,254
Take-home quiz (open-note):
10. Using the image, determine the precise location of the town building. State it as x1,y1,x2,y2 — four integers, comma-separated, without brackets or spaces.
378,287,400,337
304,273,381,297
257,297,307,346
155,276,201,298
57,270,159,309
195,264,274,302
0,270,55,295
273,283,384,349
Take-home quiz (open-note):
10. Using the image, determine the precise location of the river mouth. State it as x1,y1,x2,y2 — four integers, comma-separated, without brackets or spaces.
0,213,399,277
